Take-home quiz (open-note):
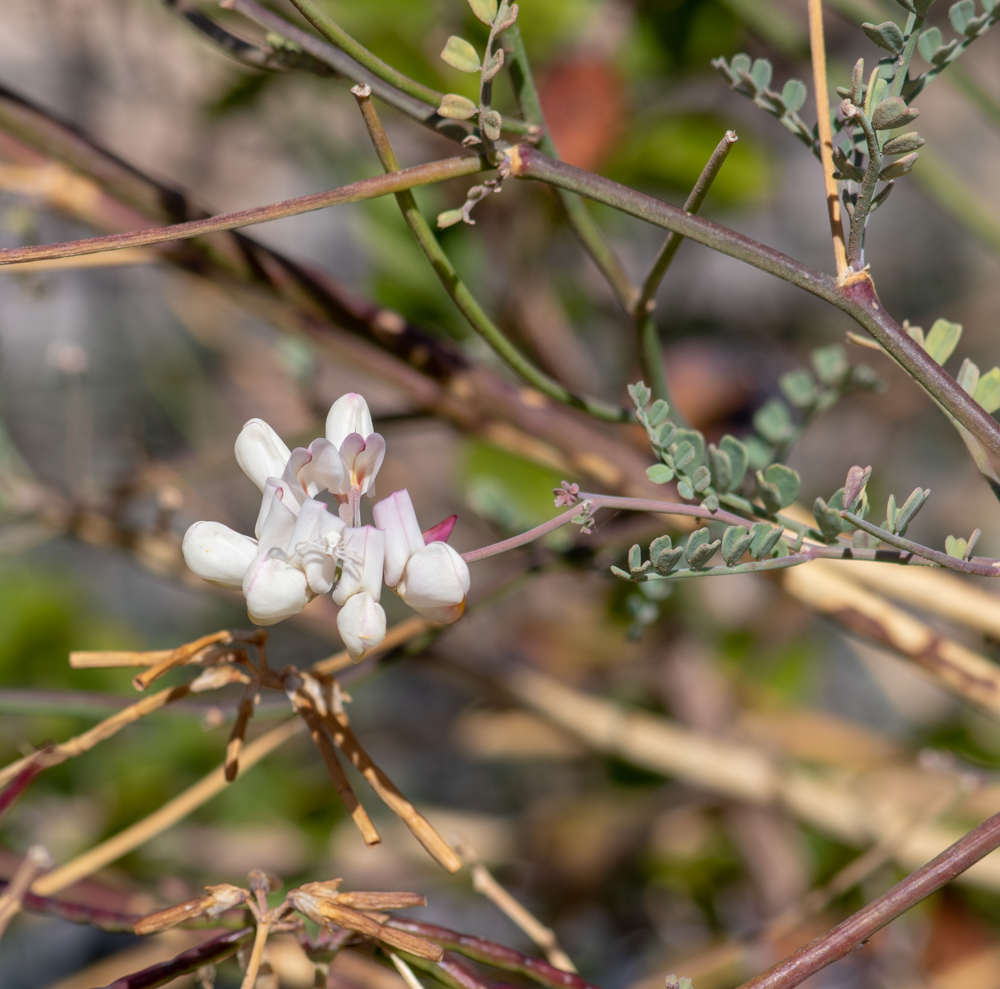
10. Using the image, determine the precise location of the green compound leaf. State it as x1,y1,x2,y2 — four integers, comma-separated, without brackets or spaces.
894,487,930,534
647,464,675,484
780,369,819,409
647,399,670,426
753,398,793,445
924,318,963,365
467,0,498,25
974,367,1000,413
658,421,677,448
781,79,807,114
749,521,785,559
945,534,968,559
687,537,721,570
677,478,695,500
751,58,773,91
692,465,712,493
721,525,754,566
730,53,752,76
672,429,706,469
628,381,652,409
862,20,905,53
813,496,845,542
438,93,479,119
673,442,696,471
628,543,652,576
950,0,975,33
650,535,684,575
441,36,481,73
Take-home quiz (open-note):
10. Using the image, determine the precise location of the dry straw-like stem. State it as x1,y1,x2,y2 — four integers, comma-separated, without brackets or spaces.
807,0,848,278
310,615,432,676
239,918,272,989
322,706,462,873
32,718,304,896
0,846,51,939
783,562,1000,717
456,837,576,973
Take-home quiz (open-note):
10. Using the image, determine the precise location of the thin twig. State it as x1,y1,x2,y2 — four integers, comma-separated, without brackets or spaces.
351,86,629,424
736,806,1000,989
807,0,847,278
309,615,432,676
0,758,44,822
322,707,462,873
31,718,304,896
239,919,272,989
0,846,51,939
0,157,487,267
391,952,428,989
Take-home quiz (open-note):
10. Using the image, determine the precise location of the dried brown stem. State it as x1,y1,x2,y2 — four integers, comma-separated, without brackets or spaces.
32,718,304,896
322,710,462,873
0,846,51,939
226,687,259,782
309,616,432,676
0,684,192,789
0,757,43,822
132,630,238,690
295,700,381,847
239,919,272,989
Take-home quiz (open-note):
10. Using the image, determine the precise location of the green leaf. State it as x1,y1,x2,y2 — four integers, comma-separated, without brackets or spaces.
437,208,466,229
441,36,481,73
780,369,819,408
648,400,670,427
672,429,706,469
677,478,694,499
721,526,754,567
673,442,696,471
879,152,918,180
753,398,793,445
950,0,975,33
685,527,710,558
628,381,652,410
957,357,980,395
883,132,924,155
973,367,1000,413
707,444,732,493
862,20,905,53
647,464,675,484
918,26,943,61
650,535,684,575
719,436,748,491
481,109,502,141
687,537,721,570
756,463,800,513
658,421,677,448
832,147,865,183
610,566,633,581
751,58,773,91
467,0,498,24
813,497,845,542
945,534,968,559
895,487,930,534
438,93,479,119
692,465,712,493
905,322,925,346
924,318,962,365
628,543,651,576
749,521,785,559
730,53,752,75
871,97,920,130
781,79,807,114
811,344,849,386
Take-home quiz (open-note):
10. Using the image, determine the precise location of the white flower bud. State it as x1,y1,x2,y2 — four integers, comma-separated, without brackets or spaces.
326,393,374,449
336,590,386,661
373,489,425,587
182,521,258,590
235,419,292,492
396,541,470,624
243,552,312,625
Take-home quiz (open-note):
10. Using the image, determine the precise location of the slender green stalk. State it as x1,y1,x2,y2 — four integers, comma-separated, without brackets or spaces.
507,144,1000,464
843,105,882,268
0,156,487,266
504,25,637,313
634,130,738,407
282,0,443,106
352,89,629,423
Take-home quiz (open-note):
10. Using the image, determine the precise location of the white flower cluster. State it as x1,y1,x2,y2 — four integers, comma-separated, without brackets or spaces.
182,393,470,660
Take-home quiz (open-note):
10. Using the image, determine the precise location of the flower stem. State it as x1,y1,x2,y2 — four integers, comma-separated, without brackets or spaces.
239,920,271,989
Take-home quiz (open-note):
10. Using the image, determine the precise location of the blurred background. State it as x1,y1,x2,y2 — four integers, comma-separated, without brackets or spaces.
1,0,1000,987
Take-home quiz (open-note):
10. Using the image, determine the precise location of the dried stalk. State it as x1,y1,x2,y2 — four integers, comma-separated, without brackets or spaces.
294,697,382,847
102,927,256,989
239,919,272,989
310,616,432,676
133,629,258,690
322,709,462,873
0,684,192,789
32,718,304,896
807,0,848,277
0,846,51,939
455,839,575,973
783,563,1000,717
386,919,603,989
497,663,1000,889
